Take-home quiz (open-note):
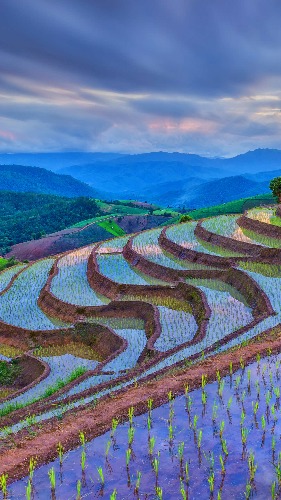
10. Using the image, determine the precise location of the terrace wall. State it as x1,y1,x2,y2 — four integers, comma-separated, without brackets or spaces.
121,234,272,319
122,238,182,282
195,222,281,262
159,226,233,268
88,247,210,329
237,214,281,240
0,353,50,404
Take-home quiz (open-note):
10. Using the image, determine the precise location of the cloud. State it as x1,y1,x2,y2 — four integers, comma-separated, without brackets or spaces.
0,0,281,154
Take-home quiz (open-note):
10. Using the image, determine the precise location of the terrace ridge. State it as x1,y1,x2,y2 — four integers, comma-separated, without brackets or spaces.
237,212,281,239
195,221,281,262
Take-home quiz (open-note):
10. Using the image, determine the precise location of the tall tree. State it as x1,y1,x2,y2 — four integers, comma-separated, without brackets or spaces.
269,177,281,203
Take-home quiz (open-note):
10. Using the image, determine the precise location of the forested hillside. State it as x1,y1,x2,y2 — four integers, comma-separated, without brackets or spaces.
0,164,98,197
0,192,99,254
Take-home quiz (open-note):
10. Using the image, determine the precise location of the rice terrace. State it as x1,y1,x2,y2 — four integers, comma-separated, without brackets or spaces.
2,0,281,497
0,200,281,498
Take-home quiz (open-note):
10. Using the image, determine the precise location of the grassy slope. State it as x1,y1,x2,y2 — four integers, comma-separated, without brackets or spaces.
97,201,148,215
187,193,275,220
71,201,181,232
97,220,126,237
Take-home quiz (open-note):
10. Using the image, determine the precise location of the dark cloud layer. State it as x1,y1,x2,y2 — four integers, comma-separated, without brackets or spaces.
0,0,281,155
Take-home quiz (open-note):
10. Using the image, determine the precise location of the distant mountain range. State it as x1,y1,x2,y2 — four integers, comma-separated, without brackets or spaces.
0,148,280,207
157,175,270,209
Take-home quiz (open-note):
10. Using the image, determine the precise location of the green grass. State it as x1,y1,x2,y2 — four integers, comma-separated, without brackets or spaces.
270,216,281,227
238,261,281,277
242,228,281,248
96,200,148,215
71,214,116,228
98,220,126,237
0,360,20,386
0,258,9,271
0,257,20,271
71,210,149,229
152,209,180,217
0,366,87,418
187,193,276,220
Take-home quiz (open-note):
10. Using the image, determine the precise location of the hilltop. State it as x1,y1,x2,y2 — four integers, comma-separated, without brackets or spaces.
0,164,98,198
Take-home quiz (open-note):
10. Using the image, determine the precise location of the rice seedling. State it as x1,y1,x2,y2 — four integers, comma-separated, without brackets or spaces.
197,429,203,449
0,474,8,499
219,421,225,440
29,457,37,482
134,471,141,496
111,417,119,439
241,427,249,446
79,431,86,448
97,466,105,486
185,461,190,485
152,452,160,481
248,451,258,482
81,449,86,472
128,406,134,425
271,480,277,500
126,448,131,467
149,436,156,456
128,426,135,446
212,401,218,422
76,479,81,500
8,351,279,497
155,485,163,499
105,439,111,459
245,482,252,499
57,442,64,466
25,479,32,500
48,467,56,494
219,454,226,475
110,489,117,500
208,471,215,494
178,441,184,466
193,414,198,430
221,438,229,456
180,479,187,500
147,413,152,432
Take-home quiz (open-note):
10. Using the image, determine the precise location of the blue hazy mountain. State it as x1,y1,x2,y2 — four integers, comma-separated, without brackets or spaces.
0,148,279,207
0,164,99,198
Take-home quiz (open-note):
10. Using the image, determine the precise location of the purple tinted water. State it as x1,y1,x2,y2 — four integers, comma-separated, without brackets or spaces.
6,354,281,499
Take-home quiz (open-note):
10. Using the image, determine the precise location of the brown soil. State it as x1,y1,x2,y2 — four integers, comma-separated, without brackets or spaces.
118,215,171,233
11,355,46,390
1,326,281,482
6,215,173,261
237,213,281,239
0,354,49,405
4,226,107,261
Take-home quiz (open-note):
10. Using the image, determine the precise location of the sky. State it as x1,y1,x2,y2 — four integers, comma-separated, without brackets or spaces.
0,0,281,157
